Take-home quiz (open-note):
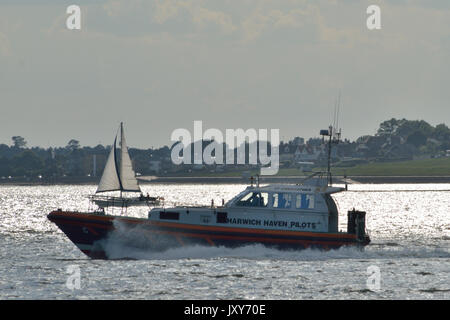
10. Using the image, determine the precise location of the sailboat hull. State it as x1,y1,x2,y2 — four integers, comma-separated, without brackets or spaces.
89,195,160,208
48,210,369,259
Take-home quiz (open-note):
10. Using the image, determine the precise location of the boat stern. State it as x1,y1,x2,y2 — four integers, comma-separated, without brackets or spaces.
347,209,370,246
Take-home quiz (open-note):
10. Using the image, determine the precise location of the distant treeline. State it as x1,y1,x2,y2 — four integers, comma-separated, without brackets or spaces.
0,118,449,180
0,139,170,180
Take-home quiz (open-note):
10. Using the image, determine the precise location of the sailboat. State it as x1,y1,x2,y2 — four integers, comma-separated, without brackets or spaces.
89,122,161,208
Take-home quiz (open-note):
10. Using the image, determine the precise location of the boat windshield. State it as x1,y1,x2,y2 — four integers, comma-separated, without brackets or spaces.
235,192,269,207
271,193,315,209
272,193,292,209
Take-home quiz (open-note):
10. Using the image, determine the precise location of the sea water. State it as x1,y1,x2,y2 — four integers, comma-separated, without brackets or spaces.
0,183,449,299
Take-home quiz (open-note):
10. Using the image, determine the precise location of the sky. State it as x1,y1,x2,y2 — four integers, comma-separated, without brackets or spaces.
0,0,449,148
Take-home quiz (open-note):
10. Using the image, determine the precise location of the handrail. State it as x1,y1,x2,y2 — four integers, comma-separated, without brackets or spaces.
297,171,332,186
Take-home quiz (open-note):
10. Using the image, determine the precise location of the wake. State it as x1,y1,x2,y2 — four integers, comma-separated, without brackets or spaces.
100,219,449,260
103,242,450,261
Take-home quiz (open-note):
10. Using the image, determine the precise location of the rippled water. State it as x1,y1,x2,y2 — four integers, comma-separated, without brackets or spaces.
0,183,449,299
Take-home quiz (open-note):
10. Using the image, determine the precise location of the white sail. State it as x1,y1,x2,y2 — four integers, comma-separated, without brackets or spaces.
95,123,141,193
119,123,141,192
96,138,121,193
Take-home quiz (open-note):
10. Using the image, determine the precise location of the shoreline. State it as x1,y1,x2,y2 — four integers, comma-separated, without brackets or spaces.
1,175,450,186
139,175,450,184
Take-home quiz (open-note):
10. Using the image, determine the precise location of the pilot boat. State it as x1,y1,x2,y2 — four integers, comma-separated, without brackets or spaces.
47,126,370,259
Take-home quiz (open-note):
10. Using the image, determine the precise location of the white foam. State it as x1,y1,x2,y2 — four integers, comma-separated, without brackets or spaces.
101,216,450,260
102,240,450,261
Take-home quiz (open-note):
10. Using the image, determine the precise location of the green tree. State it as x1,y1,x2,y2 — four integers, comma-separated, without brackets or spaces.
11,136,27,148
66,139,80,151
397,120,433,138
376,118,406,136
0,157,10,176
11,150,43,177
406,131,427,148
432,124,450,141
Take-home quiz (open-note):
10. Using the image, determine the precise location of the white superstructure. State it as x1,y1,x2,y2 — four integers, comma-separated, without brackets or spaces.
148,173,344,234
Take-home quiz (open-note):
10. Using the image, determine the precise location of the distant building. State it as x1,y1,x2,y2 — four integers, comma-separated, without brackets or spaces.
292,137,305,146
294,145,323,162
282,144,291,154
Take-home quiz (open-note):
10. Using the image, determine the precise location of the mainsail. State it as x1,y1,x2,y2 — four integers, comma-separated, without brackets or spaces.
96,123,141,194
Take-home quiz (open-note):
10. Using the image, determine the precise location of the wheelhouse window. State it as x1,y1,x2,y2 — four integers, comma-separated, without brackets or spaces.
295,194,315,209
236,192,269,207
271,193,292,209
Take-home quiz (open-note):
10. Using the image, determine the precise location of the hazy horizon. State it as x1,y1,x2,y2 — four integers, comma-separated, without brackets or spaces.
1,116,448,150
1,1,449,149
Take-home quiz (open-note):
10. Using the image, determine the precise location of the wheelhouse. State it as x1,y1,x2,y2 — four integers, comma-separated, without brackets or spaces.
224,183,342,233
226,188,318,211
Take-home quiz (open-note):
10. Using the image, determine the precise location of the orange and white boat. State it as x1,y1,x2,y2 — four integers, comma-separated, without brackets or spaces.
48,126,370,259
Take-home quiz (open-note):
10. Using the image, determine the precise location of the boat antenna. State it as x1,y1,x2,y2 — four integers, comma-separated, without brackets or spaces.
320,95,342,185
333,96,338,130
336,92,341,134
344,170,348,191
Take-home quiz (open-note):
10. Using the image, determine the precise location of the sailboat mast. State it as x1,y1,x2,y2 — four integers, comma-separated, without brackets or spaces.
120,122,123,198
116,122,141,193
96,122,139,194
113,131,124,193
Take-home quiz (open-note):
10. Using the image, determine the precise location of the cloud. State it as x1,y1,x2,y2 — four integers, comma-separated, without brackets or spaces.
0,32,11,56
191,6,236,34
240,4,320,43
0,18,19,56
241,9,271,42
0,0,449,147
152,0,185,24
103,0,144,18
87,0,386,47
